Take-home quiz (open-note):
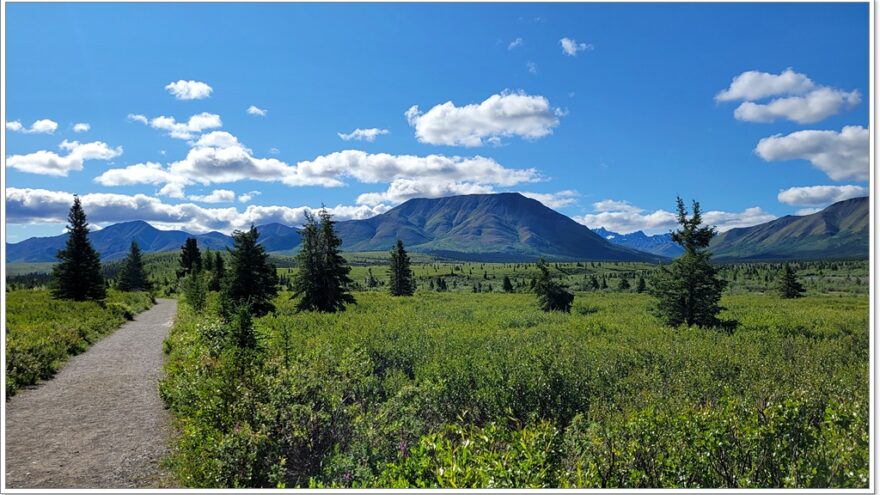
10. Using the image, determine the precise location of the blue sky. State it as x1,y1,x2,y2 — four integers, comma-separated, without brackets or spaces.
4,2,870,242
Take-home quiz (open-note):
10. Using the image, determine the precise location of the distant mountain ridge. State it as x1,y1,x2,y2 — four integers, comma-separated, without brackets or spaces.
6,193,661,263
592,228,685,258
710,196,868,260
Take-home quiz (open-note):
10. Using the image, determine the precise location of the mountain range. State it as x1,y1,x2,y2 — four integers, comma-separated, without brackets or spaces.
6,193,660,263
5,193,869,264
592,228,684,258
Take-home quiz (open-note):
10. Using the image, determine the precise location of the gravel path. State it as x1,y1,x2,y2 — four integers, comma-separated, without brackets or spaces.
5,299,177,489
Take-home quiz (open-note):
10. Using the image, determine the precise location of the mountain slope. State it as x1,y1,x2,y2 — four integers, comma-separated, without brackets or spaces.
332,193,662,261
592,228,684,258
710,196,868,260
6,221,233,263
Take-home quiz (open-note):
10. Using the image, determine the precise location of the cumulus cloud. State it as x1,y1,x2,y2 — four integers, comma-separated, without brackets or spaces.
733,87,860,124
7,140,122,176
717,69,860,123
356,179,495,206
188,189,236,203
715,68,815,102
6,118,59,134
192,130,245,149
165,80,213,100
560,37,592,56
127,114,148,125
247,105,267,117
133,112,223,140
337,128,390,142
755,125,869,181
6,187,391,234
95,161,178,186
519,190,579,209
238,191,261,203
73,123,91,133
508,38,523,50
777,185,868,207
572,199,775,234
405,91,562,147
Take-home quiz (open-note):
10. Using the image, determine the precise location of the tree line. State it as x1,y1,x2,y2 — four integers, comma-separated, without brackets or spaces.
49,195,806,329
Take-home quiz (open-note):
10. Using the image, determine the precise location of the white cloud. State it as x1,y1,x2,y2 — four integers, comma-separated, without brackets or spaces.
795,207,823,216
7,140,122,176
715,68,815,102
6,118,59,134
95,161,178,186
73,123,91,133
733,87,860,124
170,144,295,185
777,185,868,207
238,191,261,203
527,61,537,74
188,189,236,203
6,187,390,234
755,125,869,181
337,128,390,142
508,38,523,50
356,179,495,206
247,105,267,117
165,80,213,100
269,147,280,155
572,199,775,234
129,112,223,140
127,114,148,124
192,130,244,149
559,37,592,56
519,190,579,209
405,91,562,147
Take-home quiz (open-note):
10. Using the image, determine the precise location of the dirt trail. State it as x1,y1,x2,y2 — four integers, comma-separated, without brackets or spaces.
5,299,177,489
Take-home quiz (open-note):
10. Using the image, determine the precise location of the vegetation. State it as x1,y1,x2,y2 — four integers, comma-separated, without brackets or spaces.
221,226,279,318
388,240,415,297
651,198,726,327
778,263,806,299
117,241,151,292
178,238,203,279
160,289,868,488
50,196,106,301
6,289,154,396
291,211,355,312
534,258,574,312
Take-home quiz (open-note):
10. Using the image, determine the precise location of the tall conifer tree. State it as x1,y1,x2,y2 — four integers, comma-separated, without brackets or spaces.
389,239,415,296
118,241,149,291
221,226,278,317
51,196,106,301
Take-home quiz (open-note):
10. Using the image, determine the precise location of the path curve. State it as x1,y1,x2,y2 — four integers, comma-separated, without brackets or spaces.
5,299,177,489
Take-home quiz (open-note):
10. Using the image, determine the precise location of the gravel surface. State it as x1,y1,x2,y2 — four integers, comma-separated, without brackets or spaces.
5,299,177,489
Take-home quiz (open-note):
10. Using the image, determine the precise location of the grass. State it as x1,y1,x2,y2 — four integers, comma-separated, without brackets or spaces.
5,289,155,396
159,286,868,488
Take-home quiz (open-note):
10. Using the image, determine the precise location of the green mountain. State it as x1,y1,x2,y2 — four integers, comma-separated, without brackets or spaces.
334,193,662,262
710,196,868,261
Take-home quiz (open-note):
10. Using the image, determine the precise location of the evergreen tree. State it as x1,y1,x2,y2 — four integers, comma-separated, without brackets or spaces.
389,239,416,296
291,210,356,312
600,277,608,289
618,277,631,290
502,275,514,293
221,226,279,318
534,258,574,312
51,196,106,301
117,241,150,292
209,251,225,291
650,197,727,327
365,268,379,288
777,263,805,299
636,276,647,293
204,249,214,271
589,275,600,290
178,238,202,278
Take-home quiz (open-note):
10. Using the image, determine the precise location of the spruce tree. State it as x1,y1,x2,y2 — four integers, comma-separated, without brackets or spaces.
777,263,805,299
589,275,600,290
221,226,279,317
117,241,150,292
209,251,225,291
636,276,647,293
178,238,202,278
618,276,631,290
534,258,574,312
650,197,727,327
502,275,514,293
291,210,356,312
51,196,106,301
389,239,416,296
